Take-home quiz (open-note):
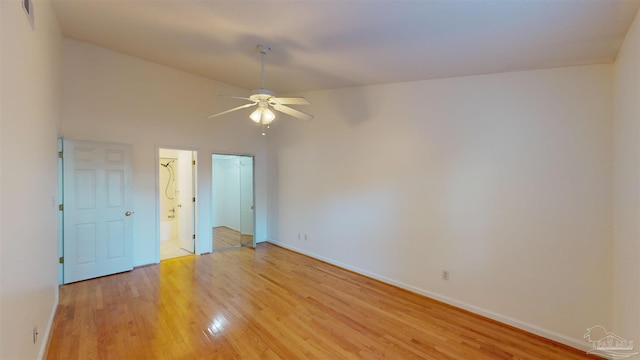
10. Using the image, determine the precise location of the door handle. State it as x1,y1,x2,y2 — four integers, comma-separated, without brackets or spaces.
125,211,134,216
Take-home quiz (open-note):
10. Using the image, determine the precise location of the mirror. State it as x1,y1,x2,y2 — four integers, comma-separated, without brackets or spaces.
211,154,255,251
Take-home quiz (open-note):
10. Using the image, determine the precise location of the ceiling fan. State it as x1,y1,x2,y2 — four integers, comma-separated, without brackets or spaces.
207,45,313,133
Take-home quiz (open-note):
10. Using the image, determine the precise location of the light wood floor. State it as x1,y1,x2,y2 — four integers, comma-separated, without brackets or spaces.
212,226,253,250
46,243,600,360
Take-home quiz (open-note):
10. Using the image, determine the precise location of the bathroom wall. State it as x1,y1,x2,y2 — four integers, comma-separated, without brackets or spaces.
159,152,178,242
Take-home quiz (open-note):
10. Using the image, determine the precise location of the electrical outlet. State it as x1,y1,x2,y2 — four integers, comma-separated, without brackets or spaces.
33,325,38,344
304,234,308,241
297,233,301,240
442,270,449,281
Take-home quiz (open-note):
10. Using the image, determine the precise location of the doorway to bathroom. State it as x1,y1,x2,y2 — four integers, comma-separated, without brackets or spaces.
211,154,255,251
158,148,197,260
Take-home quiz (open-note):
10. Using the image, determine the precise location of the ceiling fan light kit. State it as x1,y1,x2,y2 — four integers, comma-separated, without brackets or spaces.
250,106,275,124
208,44,313,134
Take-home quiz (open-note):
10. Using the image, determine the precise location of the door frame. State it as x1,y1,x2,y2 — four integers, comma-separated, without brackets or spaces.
155,146,198,262
57,137,63,284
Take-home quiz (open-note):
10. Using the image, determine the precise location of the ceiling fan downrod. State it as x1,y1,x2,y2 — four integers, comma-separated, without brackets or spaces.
257,44,270,89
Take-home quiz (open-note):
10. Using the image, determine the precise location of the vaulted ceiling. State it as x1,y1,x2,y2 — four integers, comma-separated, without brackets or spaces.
52,0,640,94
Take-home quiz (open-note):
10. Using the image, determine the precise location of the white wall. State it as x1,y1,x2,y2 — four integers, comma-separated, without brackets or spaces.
1,0,4,352
613,8,640,354
223,159,241,230
212,157,241,230
0,0,62,358
60,39,267,264
268,64,614,348
211,158,224,227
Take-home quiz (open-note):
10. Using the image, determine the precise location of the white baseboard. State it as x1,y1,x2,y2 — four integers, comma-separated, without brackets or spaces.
268,240,591,353
38,295,59,360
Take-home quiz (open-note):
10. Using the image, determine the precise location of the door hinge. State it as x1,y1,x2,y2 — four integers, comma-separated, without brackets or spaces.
192,160,196,166
58,204,64,211
58,151,63,158
192,234,196,240
192,197,196,202
59,256,64,264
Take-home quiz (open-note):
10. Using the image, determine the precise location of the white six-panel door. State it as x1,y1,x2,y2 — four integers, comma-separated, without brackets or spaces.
63,139,133,284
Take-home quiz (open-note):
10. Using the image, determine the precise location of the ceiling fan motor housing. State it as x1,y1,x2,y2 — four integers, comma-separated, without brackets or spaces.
257,45,270,54
250,88,275,101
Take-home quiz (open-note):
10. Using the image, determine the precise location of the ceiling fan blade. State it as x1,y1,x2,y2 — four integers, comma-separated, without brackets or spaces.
207,102,256,118
272,104,314,121
219,95,252,102
271,97,310,105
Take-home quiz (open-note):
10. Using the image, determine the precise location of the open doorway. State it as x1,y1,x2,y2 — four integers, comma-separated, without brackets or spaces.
211,154,255,251
158,148,197,260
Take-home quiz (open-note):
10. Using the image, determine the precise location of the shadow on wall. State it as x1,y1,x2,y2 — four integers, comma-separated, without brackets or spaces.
321,87,372,127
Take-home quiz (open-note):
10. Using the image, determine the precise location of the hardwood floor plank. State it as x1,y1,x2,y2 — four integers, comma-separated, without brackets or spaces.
46,243,601,360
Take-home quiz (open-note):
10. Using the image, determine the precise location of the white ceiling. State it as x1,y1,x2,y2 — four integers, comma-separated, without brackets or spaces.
52,0,640,94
